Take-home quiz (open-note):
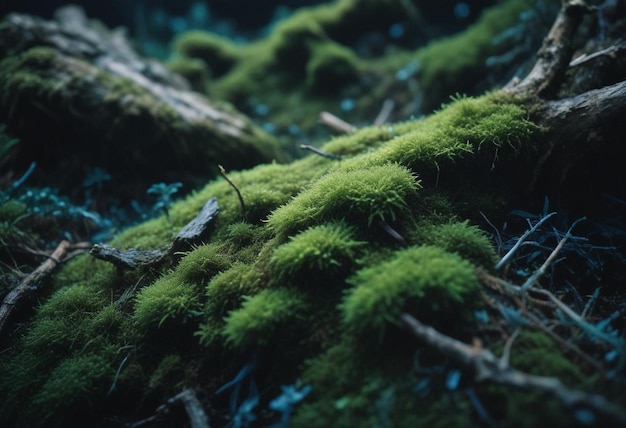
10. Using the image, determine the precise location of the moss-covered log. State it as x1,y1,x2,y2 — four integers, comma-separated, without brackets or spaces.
0,6,284,200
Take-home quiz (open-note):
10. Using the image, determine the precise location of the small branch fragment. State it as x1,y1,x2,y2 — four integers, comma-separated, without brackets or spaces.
91,197,220,270
569,45,623,67
400,313,626,426
219,165,245,214
129,388,210,428
90,245,166,270
495,212,556,270
299,144,340,160
171,197,220,252
0,240,90,336
318,111,357,134
520,217,585,291
373,99,395,126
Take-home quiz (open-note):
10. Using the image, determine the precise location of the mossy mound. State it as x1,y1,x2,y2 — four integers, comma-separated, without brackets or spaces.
1,91,613,427
169,0,538,138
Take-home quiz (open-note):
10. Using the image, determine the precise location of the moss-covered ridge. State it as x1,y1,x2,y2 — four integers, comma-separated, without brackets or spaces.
3,92,599,428
169,0,537,137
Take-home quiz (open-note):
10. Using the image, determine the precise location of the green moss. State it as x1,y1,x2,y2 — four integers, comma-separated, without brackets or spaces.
196,263,262,347
268,163,419,236
133,272,201,332
412,0,535,111
111,155,329,251
270,222,365,287
172,31,240,78
175,243,232,285
223,287,308,349
412,220,497,269
339,94,537,175
0,199,27,222
30,354,112,424
343,245,480,341
148,354,186,395
51,254,119,292
306,41,363,92
166,56,211,93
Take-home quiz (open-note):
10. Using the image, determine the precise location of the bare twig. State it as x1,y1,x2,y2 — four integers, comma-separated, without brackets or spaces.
495,212,556,270
0,240,90,335
299,144,340,160
373,99,395,126
400,313,626,425
569,45,622,67
219,165,245,213
129,388,210,428
520,217,585,291
318,111,357,134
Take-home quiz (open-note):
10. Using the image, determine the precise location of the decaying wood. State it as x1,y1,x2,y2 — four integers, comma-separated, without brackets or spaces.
0,240,91,336
91,197,220,270
0,5,282,200
400,313,626,426
507,0,594,97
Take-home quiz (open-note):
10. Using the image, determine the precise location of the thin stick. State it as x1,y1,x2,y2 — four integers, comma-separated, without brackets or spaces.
0,240,75,335
400,313,626,426
373,99,395,126
218,165,245,213
129,388,210,428
300,144,340,160
520,217,585,291
318,111,357,134
495,212,556,270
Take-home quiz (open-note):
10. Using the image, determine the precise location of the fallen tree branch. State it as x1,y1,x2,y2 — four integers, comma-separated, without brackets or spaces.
400,313,626,425
0,240,91,336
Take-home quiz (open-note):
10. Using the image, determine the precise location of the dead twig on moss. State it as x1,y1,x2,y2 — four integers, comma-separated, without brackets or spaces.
129,388,210,428
0,240,91,336
400,313,626,426
91,197,220,270
299,144,340,160
219,165,245,214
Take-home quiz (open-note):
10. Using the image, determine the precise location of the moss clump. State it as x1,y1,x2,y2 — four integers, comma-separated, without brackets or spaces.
223,287,309,350
306,41,363,92
343,245,480,340
411,0,536,111
133,272,202,334
412,220,497,269
196,262,263,347
30,354,112,424
268,163,419,236
339,94,537,175
270,222,365,287
175,243,232,285
172,31,240,79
